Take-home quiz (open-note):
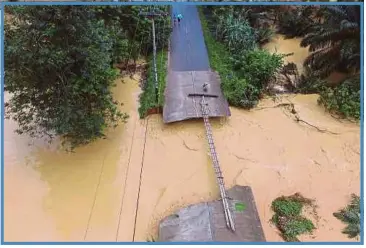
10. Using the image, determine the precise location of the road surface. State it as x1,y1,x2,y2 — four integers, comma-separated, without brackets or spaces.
163,5,230,123
170,5,210,72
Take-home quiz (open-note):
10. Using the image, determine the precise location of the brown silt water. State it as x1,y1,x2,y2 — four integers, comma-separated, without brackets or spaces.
4,38,360,242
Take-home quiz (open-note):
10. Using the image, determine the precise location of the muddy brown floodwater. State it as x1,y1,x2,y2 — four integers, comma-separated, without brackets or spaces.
4,37,360,242
263,34,349,84
263,34,310,74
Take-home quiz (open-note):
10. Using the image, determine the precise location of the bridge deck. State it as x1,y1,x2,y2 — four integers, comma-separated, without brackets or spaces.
158,186,266,242
163,5,230,124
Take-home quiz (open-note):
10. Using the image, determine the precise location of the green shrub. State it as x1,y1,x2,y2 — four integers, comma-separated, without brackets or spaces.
271,193,316,242
272,198,303,217
221,77,260,109
220,15,257,54
200,9,259,109
200,8,284,110
138,50,167,118
318,75,360,120
233,49,284,89
282,217,315,242
256,27,275,45
333,194,360,239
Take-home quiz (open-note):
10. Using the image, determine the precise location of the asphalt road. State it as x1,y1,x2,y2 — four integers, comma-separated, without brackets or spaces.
170,5,210,72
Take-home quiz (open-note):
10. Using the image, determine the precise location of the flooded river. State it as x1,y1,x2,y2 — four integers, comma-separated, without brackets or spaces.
4,37,360,242
4,75,147,241
263,34,310,74
263,34,349,84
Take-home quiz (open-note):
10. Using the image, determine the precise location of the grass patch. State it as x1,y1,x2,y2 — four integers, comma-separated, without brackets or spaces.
333,194,360,239
138,50,168,118
271,193,316,242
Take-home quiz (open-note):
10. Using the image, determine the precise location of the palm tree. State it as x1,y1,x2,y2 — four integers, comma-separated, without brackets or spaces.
278,6,320,39
300,6,360,78
333,194,360,239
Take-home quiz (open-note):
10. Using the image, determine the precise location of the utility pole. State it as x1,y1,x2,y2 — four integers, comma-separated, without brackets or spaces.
139,8,168,103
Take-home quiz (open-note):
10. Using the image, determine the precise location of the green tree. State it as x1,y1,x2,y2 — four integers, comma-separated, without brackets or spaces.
5,6,129,149
301,6,360,78
94,6,170,65
278,6,320,39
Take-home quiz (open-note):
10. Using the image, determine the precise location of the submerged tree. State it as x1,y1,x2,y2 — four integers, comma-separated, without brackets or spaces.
4,6,170,149
301,6,360,78
5,6,127,148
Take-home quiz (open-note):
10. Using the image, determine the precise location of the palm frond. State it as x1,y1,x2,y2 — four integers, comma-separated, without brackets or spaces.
304,45,340,78
342,224,360,239
301,6,360,77
340,20,359,30
333,194,360,240
321,6,348,21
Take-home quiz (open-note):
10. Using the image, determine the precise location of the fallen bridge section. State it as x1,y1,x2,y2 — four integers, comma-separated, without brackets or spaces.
163,70,231,123
158,185,266,242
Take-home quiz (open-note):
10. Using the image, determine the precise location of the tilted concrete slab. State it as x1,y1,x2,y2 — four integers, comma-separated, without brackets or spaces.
163,70,231,123
158,185,266,242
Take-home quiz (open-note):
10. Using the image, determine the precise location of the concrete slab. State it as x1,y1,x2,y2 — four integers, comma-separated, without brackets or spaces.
163,71,231,123
158,185,266,242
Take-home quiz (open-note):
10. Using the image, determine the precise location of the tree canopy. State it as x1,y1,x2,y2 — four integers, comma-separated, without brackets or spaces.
4,6,171,149
301,6,360,78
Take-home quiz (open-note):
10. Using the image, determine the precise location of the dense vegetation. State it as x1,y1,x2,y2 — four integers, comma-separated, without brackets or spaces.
333,194,361,239
200,6,361,120
200,6,284,109
271,193,316,242
4,5,361,150
138,50,168,118
279,6,361,119
5,6,170,149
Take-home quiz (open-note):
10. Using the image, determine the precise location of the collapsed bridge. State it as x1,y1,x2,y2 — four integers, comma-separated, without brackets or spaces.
157,5,266,242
